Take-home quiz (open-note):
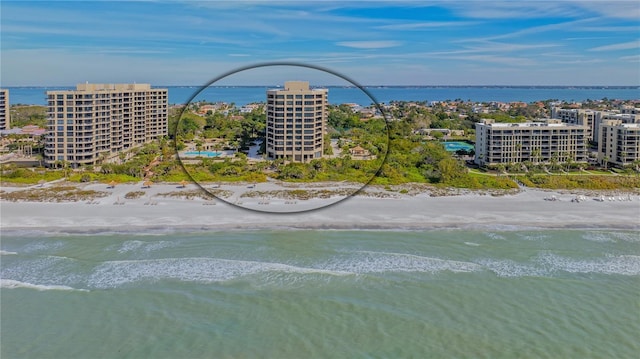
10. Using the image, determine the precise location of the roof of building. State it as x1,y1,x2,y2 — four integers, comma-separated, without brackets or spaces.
480,120,585,128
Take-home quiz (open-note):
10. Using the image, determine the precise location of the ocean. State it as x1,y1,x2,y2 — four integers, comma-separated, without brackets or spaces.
6,86,640,107
1,228,638,358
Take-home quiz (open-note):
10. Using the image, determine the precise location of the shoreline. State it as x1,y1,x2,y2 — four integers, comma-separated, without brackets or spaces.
1,181,639,232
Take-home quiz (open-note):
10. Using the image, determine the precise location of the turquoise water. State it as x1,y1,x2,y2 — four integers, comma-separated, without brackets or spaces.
183,151,221,157
2,229,639,358
444,141,474,152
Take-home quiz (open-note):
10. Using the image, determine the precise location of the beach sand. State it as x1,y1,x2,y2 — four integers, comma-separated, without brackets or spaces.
1,180,639,232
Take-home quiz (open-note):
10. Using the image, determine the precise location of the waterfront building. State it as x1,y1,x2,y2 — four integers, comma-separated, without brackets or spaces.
45,83,168,167
474,119,587,167
551,107,640,144
0,89,9,130
592,113,640,143
620,105,640,115
265,81,327,162
597,120,640,167
551,108,596,141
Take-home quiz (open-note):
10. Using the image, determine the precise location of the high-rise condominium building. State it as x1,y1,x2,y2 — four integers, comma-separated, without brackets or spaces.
475,119,587,166
551,107,640,144
0,89,9,130
266,81,327,162
598,120,640,167
45,83,167,167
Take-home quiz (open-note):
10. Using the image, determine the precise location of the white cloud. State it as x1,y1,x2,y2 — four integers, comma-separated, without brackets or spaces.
443,1,587,19
571,0,640,20
589,40,640,51
336,41,403,49
376,21,480,30
619,54,640,62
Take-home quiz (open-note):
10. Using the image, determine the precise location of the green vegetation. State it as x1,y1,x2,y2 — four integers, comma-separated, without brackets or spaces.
1,166,65,184
124,191,146,199
3,99,638,192
9,105,47,128
517,174,640,190
0,185,108,202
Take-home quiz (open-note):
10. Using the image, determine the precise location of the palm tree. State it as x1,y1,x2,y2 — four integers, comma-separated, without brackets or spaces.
602,155,609,170
563,152,573,174
632,159,640,176
515,143,522,162
531,148,541,166
550,153,559,172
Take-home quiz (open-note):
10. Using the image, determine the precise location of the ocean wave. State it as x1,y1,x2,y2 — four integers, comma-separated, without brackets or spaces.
0,250,18,255
477,253,640,277
582,231,617,243
116,240,178,254
483,232,506,240
610,231,640,243
476,259,548,278
536,253,640,276
21,241,66,253
515,233,548,241
1,256,85,288
87,257,352,288
323,251,482,274
0,279,88,292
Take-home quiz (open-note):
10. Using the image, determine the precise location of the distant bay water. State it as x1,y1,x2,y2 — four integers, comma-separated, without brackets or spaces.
6,86,640,107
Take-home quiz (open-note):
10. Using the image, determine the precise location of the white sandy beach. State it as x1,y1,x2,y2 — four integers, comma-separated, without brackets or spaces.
1,180,639,232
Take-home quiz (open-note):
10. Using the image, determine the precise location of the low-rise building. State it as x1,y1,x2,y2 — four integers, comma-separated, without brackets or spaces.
475,119,587,166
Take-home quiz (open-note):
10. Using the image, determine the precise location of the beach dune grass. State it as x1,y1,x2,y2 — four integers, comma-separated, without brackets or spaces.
517,174,640,190
1,167,65,184
0,185,109,202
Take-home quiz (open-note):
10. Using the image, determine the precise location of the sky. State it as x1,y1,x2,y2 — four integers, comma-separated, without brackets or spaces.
1,0,639,86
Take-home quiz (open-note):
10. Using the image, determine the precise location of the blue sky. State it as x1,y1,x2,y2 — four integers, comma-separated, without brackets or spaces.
1,1,639,86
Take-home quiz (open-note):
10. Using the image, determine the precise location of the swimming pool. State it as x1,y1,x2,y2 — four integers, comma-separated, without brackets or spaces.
183,151,221,157
443,141,475,152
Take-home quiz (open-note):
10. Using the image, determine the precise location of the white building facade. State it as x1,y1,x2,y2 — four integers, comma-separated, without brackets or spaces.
598,120,640,167
475,119,588,167
45,83,168,167
0,89,9,130
265,81,327,162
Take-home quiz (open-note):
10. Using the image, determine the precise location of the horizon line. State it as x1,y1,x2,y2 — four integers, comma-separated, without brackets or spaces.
3,84,639,88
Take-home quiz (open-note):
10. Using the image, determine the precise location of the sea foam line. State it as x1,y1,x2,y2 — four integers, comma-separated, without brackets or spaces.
326,250,482,274
0,279,89,292
88,257,354,288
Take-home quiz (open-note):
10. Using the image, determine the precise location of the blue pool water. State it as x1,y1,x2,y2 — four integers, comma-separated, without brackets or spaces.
444,141,474,152
183,151,221,157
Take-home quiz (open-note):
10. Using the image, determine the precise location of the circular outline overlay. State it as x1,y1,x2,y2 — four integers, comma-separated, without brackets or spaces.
175,62,390,214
